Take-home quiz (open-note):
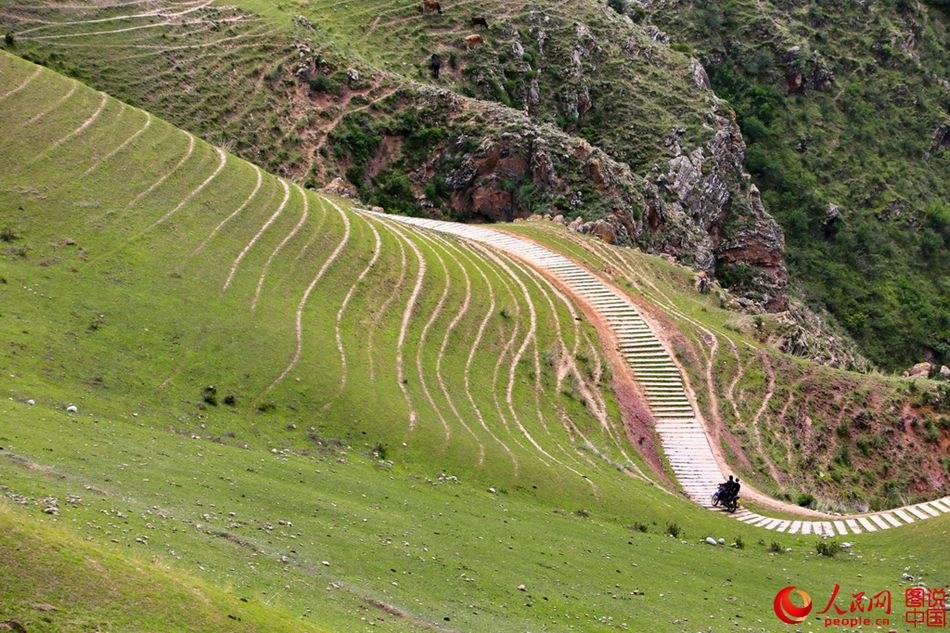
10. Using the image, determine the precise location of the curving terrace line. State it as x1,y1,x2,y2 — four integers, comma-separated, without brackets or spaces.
365,210,950,536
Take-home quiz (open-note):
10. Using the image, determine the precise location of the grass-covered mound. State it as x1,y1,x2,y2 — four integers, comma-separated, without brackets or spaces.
1,52,948,632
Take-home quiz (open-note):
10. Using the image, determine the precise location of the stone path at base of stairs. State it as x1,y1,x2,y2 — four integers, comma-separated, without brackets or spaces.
368,211,950,535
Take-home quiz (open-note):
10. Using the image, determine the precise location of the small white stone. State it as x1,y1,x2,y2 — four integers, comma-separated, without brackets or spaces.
26,399,35,405
65,405,77,413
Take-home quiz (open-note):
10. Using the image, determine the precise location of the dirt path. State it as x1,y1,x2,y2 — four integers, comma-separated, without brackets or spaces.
263,194,351,394
0,65,42,102
320,212,382,413
121,131,195,214
15,0,212,35
30,91,109,163
749,350,781,482
189,163,262,258
19,81,78,128
150,146,226,228
81,110,152,177
364,218,407,387
251,184,309,310
423,232,489,461
456,240,519,472
380,219,427,431
411,231,453,441
222,178,291,292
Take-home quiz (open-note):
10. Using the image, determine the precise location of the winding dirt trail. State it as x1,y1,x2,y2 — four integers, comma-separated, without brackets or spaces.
252,184,309,311
422,232,489,460
0,65,42,102
222,178,291,292
373,217,426,431
410,231,453,442
80,110,152,178
320,213,382,414
189,163,262,259
365,219,408,387
121,131,195,214
150,146,226,229
453,240,519,472
14,0,213,35
748,350,781,482
18,81,78,128
262,195,351,395
30,91,108,163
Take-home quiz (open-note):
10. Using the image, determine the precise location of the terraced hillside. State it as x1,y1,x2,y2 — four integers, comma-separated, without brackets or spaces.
502,220,950,512
0,51,655,513
1,50,950,633
0,0,790,317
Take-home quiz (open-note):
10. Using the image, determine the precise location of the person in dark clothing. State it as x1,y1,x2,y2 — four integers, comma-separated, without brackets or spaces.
717,475,734,502
428,53,442,79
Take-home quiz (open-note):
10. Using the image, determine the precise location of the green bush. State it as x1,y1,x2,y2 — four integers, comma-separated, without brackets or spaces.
796,493,816,508
815,540,838,557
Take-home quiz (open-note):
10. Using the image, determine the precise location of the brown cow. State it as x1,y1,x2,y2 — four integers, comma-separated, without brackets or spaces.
464,33,484,49
471,15,488,28
421,0,442,14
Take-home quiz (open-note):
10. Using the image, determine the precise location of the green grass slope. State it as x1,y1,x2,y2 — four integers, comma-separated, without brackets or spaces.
503,219,950,511
1,52,949,632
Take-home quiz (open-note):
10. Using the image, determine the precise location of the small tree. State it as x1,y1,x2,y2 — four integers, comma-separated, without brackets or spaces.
4,33,14,47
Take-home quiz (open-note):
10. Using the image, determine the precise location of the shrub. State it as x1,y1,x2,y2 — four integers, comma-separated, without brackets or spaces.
607,0,626,14
796,492,816,508
223,394,237,406
734,535,745,549
0,226,18,242
257,402,276,413
665,522,681,538
768,541,784,554
373,443,388,460
815,540,838,557
630,521,649,533
3,33,13,47
308,75,336,93
201,385,218,406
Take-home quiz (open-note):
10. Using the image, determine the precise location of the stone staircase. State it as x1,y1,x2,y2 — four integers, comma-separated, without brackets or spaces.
366,210,950,535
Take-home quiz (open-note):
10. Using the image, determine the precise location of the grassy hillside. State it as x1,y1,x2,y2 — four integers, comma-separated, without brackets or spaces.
504,219,950,512
637,0,950,370
2,51,948,632
0,0,791,320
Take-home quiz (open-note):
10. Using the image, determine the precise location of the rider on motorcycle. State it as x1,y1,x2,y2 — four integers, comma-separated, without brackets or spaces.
716,475,740,506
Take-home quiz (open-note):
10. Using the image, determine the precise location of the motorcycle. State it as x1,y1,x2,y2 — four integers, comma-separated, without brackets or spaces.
712,487,740,513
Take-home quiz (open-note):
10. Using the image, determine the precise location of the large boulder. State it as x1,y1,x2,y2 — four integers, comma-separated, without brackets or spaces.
903,362,933,379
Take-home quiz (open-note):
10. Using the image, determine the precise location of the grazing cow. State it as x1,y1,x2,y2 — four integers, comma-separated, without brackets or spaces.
471,15,488,28
464,33,484,49
428,54,442,78
422,0,442,14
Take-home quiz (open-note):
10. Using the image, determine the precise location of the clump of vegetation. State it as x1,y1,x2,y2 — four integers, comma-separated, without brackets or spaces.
796,492,816,508
256,402,276,413
223,394,237,406
665,522,681,538
733,535,745,549
768,541,784,554
815,540,838,557
630,521,649,533
0,226,18,242
201,385,218,406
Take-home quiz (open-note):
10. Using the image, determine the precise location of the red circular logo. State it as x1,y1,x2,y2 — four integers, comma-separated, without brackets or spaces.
774,586,813,624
